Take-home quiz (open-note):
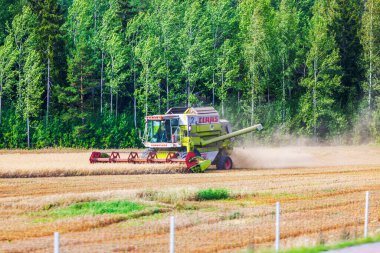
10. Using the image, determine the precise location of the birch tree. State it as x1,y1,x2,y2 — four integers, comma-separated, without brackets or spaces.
239,0,272,125
216,39,239,117
300,0,344,138
92,0,108,114
206,0,237,107
20,49,43,148
125,16,142,128
180,0,212,107
135,32,163,116
5,6,43,147
276,0,300,124
0,39,16,125
361,0,380,114
154,0,181,111
100,0,127,117
8,7,37,106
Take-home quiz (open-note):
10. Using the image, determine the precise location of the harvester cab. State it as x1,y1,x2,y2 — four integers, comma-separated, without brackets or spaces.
90,107,262,172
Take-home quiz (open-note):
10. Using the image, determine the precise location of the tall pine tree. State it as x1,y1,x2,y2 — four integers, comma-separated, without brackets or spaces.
62,0,97,124
28,0,66,124
331,0,364,115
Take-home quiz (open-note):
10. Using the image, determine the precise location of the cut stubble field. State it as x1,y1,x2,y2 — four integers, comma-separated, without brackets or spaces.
0,146,380,252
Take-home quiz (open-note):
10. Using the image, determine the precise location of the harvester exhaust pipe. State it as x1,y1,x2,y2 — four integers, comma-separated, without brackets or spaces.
200,124,263,146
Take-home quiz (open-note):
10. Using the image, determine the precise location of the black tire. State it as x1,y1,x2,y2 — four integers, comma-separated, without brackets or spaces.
216,156,233,170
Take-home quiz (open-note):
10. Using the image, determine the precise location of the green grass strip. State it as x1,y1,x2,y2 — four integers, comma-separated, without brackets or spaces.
51,200,145,217
196,188,230,201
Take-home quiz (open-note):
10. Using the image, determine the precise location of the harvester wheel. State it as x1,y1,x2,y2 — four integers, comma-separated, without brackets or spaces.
216,156,233,170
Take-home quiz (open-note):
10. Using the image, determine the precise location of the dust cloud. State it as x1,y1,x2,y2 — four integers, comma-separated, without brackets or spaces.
231,145,380,169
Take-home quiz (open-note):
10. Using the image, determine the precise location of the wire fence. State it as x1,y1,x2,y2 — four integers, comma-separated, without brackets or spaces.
1,190,380,253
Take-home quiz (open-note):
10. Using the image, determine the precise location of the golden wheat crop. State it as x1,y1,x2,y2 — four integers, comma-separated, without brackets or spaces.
0,152,185,178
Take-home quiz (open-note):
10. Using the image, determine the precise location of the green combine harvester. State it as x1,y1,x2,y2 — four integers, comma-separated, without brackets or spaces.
90,107,262,172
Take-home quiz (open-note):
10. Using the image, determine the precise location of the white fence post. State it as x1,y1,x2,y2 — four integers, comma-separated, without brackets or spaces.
275,202,280,253
54,232,60,253
170,216,175,253
364,191,370,238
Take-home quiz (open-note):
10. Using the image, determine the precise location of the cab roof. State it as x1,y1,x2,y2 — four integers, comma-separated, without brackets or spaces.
165,107,218,115
184,107,218,115
165,107,188,114
146,107,219,120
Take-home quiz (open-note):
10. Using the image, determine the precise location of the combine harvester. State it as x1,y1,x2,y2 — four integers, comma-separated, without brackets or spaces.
90,107,262,172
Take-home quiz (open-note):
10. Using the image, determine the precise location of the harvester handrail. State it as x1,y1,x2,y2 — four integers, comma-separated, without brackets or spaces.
200,124,263,146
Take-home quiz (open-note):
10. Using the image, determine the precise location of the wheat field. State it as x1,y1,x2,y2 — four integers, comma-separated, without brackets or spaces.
0,151,184,177
0,146,380,252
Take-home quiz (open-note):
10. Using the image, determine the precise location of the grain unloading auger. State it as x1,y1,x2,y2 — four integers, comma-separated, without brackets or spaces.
90,107,262,172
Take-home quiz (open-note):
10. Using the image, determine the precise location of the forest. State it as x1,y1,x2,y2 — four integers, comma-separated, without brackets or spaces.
0,0,379,148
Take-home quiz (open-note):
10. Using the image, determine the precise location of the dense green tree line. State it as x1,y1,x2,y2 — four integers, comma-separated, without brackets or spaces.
0,0,379,148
